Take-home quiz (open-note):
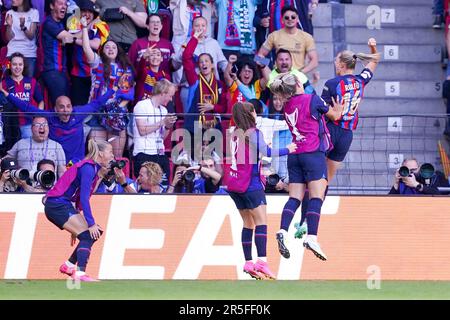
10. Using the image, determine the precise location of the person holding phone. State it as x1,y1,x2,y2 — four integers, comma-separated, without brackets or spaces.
223,54,268,127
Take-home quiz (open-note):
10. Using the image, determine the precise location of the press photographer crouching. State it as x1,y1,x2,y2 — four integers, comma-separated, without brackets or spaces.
96,159,137,194
389,158,450,195
31,159,57,192
0,158,29,192
0,158,58,193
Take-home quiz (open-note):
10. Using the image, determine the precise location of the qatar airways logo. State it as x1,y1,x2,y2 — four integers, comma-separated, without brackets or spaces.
12,92,31,101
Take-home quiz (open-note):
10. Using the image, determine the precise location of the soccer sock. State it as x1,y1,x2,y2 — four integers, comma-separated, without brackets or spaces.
254,225,267,258
241,228,253,261
300,191,309,226
280,197,301,231
76,230,94,272
306,198,323,236
68,243,80,265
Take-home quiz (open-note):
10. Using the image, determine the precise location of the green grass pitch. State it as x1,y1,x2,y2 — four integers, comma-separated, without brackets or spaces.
2,280,450,299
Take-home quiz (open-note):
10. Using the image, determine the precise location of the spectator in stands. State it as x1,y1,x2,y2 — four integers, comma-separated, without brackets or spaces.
170,0,215,78
182,26,228,158
128,13,175,77
134,46,171,102
224,54,267,127
96,164,136,193
2,52,44,139
215,0,259,58
4,0,39,77
254,0,317,50
69,0,102,106
172,15,227,108
257,6,318,77
134,161,165,193
433,0,444,29
5,116,66,178
132,79,177,185
41,0,77,105
81,16,135,158
0,93,20,158
0,81,116,164
389,158,450,195
95,0,148,52
260,48,315,93
4,0,45,23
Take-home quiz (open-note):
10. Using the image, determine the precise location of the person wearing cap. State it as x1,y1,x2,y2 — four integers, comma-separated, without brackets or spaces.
69,0,102,106
0,157,37,192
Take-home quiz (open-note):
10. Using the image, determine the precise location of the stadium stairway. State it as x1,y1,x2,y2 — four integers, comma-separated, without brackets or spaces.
311,0,447,194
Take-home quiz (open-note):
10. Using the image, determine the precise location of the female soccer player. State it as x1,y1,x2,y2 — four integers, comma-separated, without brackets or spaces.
294,38,380,240
227,102,296,280
270,72,343,261
44,139,114,282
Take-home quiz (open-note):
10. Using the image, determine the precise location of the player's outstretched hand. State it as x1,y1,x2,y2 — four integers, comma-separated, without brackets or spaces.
287,142,298,153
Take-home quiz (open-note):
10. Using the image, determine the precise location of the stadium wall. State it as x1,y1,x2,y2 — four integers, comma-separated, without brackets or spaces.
1,194,450,280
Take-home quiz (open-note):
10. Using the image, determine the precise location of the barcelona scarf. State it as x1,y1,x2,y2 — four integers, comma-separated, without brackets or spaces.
143,69,167,99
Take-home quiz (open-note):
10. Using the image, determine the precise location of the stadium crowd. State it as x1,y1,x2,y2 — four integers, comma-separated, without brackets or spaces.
0,0,338,194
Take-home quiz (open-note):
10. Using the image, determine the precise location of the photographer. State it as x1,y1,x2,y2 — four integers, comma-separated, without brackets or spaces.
186,158,223,194
389,158,450,195
0,157,33,192
262,162,289,194
30,159,58,192
167,162,205,194
96,160,136,194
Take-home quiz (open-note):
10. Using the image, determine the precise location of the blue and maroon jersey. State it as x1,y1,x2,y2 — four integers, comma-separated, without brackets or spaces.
2,76,43,126
42,16,66,73
71,28,100,77
90,61,134,101
321,68,373,131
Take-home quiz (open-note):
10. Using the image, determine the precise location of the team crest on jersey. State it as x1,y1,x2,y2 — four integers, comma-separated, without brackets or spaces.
285,109,304,142
24,83,31,90
230,136,239,171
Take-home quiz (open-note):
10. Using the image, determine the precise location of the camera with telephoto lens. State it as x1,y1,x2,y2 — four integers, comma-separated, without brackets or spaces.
399,163,435,186
267,174,280,187
417,163,435,185
182,170,196,183
10,168,29,181
107,160,126,176
398,166,410,178
33,170,56,189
